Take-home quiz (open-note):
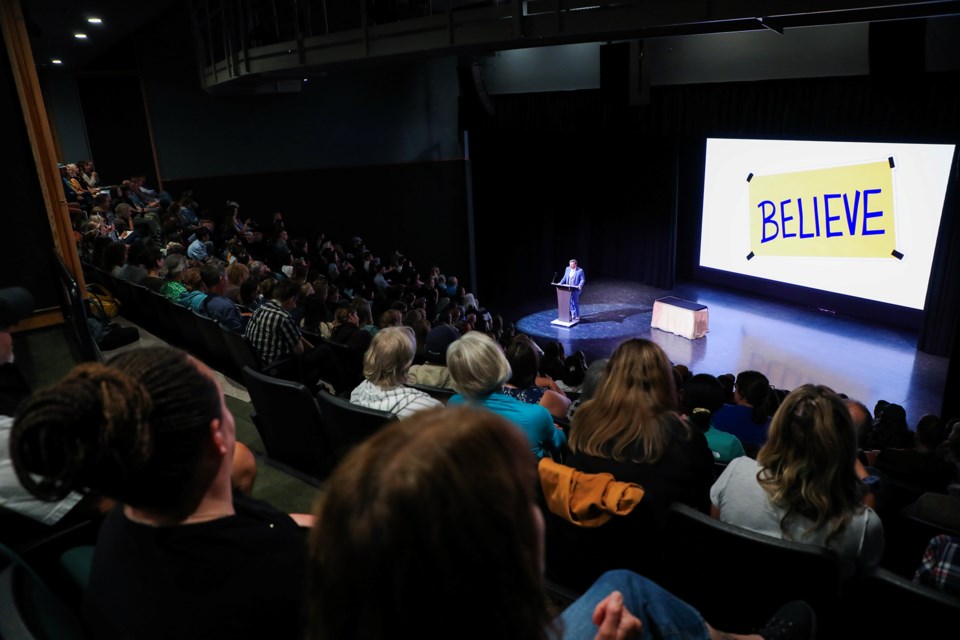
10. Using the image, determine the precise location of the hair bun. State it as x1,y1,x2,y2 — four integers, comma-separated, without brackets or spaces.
11,362,153,500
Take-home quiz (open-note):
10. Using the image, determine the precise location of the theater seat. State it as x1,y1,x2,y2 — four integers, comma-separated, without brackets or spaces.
661,502,842,633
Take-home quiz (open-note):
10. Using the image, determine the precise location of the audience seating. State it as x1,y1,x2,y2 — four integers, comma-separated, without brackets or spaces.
539,485,667,594
241,366,334,484
881,510,960,579
0,543,87,640
315,390,396,461
0,518,99,639
407,383,455,403
660,502,842,633
835,567,960,637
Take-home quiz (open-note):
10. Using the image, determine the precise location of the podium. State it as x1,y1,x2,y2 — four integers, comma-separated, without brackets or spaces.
550,283,580,327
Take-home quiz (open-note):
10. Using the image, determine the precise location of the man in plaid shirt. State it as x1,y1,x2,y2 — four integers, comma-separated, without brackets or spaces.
914,534,960,597
245,279,314,366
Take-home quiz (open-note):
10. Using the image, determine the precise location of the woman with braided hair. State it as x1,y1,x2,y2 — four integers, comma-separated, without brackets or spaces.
11,347,307,639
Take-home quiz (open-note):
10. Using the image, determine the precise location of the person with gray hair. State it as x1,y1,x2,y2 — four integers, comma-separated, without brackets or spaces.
160,254,188,302
350,327,442,418
447,332,565,459
567,358,608,420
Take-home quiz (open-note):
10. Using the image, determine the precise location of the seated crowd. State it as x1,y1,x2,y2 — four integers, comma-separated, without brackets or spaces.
1,173,958,638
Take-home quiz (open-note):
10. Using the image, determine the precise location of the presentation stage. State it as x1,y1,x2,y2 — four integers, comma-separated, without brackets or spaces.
700,138,956,310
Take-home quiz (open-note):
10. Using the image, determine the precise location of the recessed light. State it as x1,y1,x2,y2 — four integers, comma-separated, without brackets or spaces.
52,59,63,64
87,17,102,24
74,33,87,39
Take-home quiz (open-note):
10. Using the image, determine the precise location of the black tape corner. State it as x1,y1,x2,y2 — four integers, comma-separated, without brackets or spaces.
746,172,754,182
891,249,904,260
888,156,896,169
746,251,755,261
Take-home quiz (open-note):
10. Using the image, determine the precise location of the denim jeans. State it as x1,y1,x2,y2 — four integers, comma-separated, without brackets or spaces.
556,570,711,640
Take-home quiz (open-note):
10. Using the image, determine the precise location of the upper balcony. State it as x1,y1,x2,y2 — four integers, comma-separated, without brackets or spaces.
190,0,960,92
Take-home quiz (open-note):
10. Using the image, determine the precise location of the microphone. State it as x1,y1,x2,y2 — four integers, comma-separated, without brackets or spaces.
551,272,557,284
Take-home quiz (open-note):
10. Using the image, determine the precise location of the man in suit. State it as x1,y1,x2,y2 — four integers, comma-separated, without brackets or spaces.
559,259,585,321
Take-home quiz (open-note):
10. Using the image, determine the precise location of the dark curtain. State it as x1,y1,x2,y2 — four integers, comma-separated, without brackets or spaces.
918,149,960,356
468,130,677,310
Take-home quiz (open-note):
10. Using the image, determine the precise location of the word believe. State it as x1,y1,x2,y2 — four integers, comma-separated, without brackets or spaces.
758,189,885,243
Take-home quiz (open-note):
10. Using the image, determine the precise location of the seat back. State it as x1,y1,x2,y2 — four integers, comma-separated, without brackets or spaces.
220,323,262,371
0,546,87,640
148,289,181,341
192,310,233,370
169,301,205,354
407,383,455,404
539,481,666,593
315,390,396,461
241,367,334,480
836,567,960,637
661,503,842,632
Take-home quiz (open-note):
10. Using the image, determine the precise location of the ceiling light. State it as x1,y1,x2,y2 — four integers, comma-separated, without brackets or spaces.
52,59,63,64
74,33,87,39
87,17,103,24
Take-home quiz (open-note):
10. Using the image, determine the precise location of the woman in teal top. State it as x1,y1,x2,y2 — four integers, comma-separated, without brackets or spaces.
446,332,566,459
683,373,746,463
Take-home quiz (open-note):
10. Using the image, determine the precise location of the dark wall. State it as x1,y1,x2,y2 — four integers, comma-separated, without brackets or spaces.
76,70,156,187
2,28,59,311
135,5,461,181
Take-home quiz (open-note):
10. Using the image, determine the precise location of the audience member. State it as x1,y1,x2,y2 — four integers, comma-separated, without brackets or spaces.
874,413,955,492
499,335,571,420
711,384,884,577
711,370,778,449
567,358,608,420
567,339,714,523
10,348,307,639
199,260,245,332
307,406,813,640
447,332,566,460
682,373,746,464
349,327,442,418
160,254,188,302
407,323,459,390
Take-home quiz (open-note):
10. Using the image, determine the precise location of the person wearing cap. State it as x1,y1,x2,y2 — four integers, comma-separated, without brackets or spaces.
558,258,585,321
407,324,459,390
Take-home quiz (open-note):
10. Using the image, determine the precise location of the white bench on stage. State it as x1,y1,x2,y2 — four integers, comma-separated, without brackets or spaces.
651,296,709,339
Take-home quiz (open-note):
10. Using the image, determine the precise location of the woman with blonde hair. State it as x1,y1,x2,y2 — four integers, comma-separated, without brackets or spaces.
349,326,442,418
568,339,714,520
711,384,884,575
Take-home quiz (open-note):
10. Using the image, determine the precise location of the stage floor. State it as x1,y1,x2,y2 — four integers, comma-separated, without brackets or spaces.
511,279,948,423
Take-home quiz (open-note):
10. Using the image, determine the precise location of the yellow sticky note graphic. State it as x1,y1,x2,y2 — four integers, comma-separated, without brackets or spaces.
749,160,897,258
